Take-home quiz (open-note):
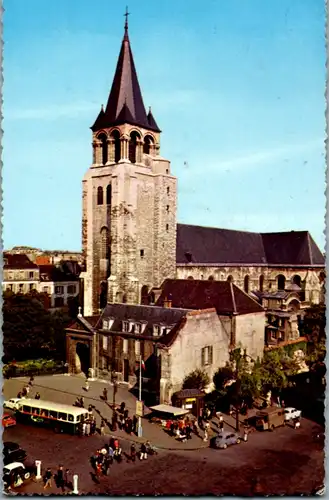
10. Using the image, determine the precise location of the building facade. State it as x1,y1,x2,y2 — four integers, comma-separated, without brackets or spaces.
81,18,177,316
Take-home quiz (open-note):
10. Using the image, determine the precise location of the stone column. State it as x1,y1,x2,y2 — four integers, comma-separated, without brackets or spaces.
92,141,97,165
155,142,160,156
120,135,129,162
94,141,102,165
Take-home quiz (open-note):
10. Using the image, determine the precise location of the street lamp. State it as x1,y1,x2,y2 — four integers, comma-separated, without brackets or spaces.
137,354,143,437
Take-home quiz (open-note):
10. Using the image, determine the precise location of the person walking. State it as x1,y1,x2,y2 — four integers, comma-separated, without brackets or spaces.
35,392,40,400
130,443,136,462
64,468,71,490
29,375,34,386
85,420,91,436
82,421,87,436
132,414,138,434
140,442,147,460
243,428,248,442
219,420,224,433
100,419,105,435
103,388,108,402
84,379,89,391
91,418,97,435
44,468,53,489
56,465,65,492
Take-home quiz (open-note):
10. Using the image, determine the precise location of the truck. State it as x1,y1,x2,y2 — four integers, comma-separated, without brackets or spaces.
255,406,285,431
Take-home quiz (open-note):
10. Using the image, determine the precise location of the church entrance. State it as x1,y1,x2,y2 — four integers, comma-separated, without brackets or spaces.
75,342,90,376
123,359,129,382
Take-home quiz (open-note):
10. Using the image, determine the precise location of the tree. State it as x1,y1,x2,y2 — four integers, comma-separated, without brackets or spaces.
213,364,234,392
182,369,210,391
3,291,70,363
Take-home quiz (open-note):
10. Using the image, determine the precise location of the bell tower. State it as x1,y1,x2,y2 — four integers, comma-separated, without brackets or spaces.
81,11,177,316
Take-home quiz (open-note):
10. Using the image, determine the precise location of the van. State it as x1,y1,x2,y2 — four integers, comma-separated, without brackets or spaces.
255,406,285,431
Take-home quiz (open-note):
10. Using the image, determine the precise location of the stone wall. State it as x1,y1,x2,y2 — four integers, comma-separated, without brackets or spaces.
234,311,265,361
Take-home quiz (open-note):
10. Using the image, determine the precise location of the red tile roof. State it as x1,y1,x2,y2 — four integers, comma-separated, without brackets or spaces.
156,279,264,315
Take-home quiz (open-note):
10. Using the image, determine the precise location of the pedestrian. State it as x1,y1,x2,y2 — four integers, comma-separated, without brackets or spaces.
25,385,30,395
219,420,224,432
100,419,105,435
35,392,40,400
120,401,126,413
82,421,87,436
186,424,192,440
124,408,129,419
29,375,34,386
64,468,71,490
103,388,108,402
91,418,97,435
140,442,147,460
111,415,117,432
294,418,301,429
88,404,93,413
84,379,89,391
218,413,223,424
17,391,22,398
22,387,27,398
85,420,91,436
56,465,65,492
43,468,53,489
132,414,138,434
130,443,136,462
102,456,110,475
80,396,84,407
108,446,114,465
243,428,248,442
114,445,122,463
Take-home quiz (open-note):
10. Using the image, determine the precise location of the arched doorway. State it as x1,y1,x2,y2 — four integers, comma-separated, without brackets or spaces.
292,275,302,287
100,281,108,309
277,274,286,291
75,342,90,376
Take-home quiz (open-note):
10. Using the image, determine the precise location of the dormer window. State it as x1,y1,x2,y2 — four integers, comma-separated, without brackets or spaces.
153,325,160,337
135,323,142,334
122,321,129,332
102,319,108,329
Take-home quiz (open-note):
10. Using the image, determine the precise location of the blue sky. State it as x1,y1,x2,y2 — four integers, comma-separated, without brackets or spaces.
3,0,326,251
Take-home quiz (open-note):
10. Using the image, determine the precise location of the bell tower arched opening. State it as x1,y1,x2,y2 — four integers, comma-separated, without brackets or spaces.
98,133,108,165
110,130,121,163
97,186,103,205
143,135,154,155
277,274,286,291
129,131,140,163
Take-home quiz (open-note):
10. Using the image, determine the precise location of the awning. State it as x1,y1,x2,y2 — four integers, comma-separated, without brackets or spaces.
149,404,189,416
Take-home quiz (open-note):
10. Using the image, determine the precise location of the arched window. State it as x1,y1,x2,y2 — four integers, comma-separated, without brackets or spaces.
187,276,194,280
277,275,286,291
143,135,153,155
98,133,108,165
259,275,264,292
208,276,214,281
292,275,302,287
111,130,121,163
106,185,112,205
100,227,109,259
244,275,249,294
227,275,233,283
122,294,127,304
129,131,140,163
97,186,103,205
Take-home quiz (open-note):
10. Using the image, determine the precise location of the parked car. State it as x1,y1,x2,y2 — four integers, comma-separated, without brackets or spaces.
256,407,285,431
3,462,32,489
3,442,27,466
3,414,16,428
3,398,21,410
210,432,241,449
284,407,301,421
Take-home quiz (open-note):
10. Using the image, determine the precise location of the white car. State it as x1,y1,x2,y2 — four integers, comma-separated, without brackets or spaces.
284,407,301,421
3,462,31,489
3,398,21,410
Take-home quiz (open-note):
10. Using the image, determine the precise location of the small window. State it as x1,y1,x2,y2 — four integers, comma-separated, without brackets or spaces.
102,319,108,329
122,321,129,332
167,186,170,195
31,407,40,415
135,340,140,356
166,169,169,174
140,249,144,258
97,186,103,205
58,412,67,421
135,323,141,334
49,410,58,419
67,285,76,295
23,405,31,413
55,285,64,294
29,284,34,291
76,415,80,422
201,346,213,366
68,414,74,422
103,335,108,350
40,409,48,417
153,325,160,337
123,338,128,354
166,224,169,231
29,271,34,278
166,205,169,212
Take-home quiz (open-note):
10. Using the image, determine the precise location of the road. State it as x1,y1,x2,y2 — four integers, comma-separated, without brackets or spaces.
3,375,325,495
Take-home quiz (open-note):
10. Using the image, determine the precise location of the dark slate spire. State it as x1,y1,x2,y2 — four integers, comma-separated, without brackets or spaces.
91,105,105,132
147,106,161,133
91,10,160,132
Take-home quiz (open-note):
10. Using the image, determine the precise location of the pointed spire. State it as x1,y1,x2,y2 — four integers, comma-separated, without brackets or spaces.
147,107,161,132
91,10,160,133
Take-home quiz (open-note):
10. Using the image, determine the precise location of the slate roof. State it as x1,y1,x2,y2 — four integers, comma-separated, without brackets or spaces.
91,21,160,133
39,265,79,283
176,224,324,266
4,253,38,270
156,279,264,315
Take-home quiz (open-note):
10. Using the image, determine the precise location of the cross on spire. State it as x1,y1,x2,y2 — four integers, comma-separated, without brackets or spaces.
124,6,130,35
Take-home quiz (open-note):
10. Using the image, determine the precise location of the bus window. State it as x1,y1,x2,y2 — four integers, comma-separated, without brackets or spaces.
31,407,40,415
49,411,58,419
40,409,48,417
68,414,74,422
58,412,67,421
76,415,80,422
23,406,31,413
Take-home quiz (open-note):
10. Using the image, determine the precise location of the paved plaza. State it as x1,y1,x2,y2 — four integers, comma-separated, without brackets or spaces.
3,375,325,495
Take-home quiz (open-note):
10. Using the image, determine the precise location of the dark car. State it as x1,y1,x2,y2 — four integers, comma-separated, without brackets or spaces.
3,442,27,465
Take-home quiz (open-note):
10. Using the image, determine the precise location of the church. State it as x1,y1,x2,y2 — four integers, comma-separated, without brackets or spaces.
69,14,325,398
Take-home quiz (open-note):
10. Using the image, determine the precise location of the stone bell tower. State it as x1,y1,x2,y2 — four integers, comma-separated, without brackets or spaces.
81,11,177,316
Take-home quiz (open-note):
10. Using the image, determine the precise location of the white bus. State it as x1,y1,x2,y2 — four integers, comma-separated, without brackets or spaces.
15,399,89,435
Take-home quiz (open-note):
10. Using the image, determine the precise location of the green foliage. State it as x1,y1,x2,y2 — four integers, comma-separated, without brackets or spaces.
3,291,71,363
213,364,234,392
182,369,210,391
